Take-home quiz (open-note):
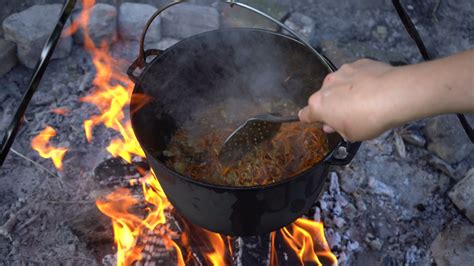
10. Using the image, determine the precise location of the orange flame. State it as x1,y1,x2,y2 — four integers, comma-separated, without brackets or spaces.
280,218,338,266
96,173,185,266
202,232,226,265
31,126,68,170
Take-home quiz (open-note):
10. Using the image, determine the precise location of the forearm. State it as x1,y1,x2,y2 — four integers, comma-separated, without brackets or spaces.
383,49,474,128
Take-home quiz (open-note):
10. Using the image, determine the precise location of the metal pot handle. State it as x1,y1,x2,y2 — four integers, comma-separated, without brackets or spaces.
127,0,333,82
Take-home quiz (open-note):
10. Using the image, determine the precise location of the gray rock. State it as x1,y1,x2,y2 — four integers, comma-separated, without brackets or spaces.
219,0,289,32
425,115,474,163
401,130,426,147
333,216,345,228
73,4,117,46
340,172,361,194
355,196,367,211
0,39,17,76
427,154,460,180
284,12,316,39
430,223,474,266
161,3,219,39
369,238,383,251
326,229,341,249
118,3,160,42
365,233,383,251
393,131,407,158
368,176,395,198
448,168,474,223
329,172,341,196
343,203,359,220
2,4,72,69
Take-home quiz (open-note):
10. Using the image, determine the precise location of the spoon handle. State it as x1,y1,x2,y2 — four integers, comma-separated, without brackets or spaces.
275,115,300,123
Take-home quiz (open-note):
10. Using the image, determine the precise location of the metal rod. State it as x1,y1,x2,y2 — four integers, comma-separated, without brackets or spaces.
0,0,77,167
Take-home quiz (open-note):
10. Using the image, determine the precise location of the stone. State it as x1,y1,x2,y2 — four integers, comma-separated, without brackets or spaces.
329,172,341,196
333,216,345,228
401,130,426,147
369,238,383,251
0,39,17,76
343,203,358,220
425,115,474,163
340,173,360,194
430,223,474,266
219,0,289,32
393,131,407,158
365,233,383,251
73,4,117,46
427,154,460,180
368,176,395,198
284,12,316,39
118,3,161,43
448,168,474,223
2,4,72,69
326,229,341,249
161,3,219,39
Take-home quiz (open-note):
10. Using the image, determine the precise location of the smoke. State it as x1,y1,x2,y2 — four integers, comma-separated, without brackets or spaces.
131,4,331,148
139,28,328,128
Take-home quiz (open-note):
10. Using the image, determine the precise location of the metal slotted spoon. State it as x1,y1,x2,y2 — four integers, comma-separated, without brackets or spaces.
218,113,300,166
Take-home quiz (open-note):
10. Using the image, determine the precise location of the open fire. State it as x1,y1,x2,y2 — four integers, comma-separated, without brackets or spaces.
30,1,337,265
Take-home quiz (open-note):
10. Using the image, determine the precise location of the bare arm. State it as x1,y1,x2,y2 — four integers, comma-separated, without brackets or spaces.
298,49,474,141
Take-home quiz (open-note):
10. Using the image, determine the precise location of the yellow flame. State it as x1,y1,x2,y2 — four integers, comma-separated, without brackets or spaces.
202,232,226,265
31,126,68,170
280,218,338,266
96,173,186,266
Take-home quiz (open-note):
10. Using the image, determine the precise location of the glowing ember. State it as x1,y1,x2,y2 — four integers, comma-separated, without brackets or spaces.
51,107,71,116
31,126,68,170
28,0,340,265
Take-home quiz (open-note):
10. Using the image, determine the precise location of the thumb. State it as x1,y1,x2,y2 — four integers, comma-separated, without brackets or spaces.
298,104,323,123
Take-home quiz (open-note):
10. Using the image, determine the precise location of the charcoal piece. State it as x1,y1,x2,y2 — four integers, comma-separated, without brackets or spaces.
67,206,113,248
240,235,271,266
94,158,149,182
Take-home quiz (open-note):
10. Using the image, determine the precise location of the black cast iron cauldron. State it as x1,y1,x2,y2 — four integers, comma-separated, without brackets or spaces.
127,1,360,236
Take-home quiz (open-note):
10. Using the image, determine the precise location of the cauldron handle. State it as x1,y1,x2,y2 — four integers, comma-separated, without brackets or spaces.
128,0,334,83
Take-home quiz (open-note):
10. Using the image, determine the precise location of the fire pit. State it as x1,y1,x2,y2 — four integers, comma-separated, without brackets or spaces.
0,0,473,265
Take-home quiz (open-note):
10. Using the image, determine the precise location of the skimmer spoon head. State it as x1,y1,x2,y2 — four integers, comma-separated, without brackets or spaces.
218,113,299,166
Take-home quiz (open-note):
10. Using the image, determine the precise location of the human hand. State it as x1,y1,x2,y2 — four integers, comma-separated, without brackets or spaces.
299,59,397,141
